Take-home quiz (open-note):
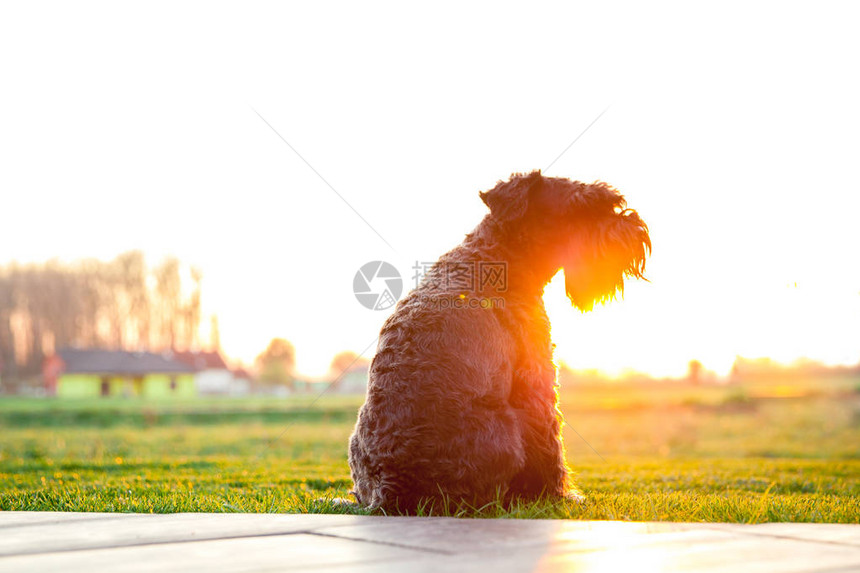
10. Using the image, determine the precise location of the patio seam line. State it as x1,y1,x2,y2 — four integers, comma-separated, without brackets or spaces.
305,531,455,555
0,529,318,558
704,526,860,548
307,525,749,558
454,530,763,559
0,527,455,559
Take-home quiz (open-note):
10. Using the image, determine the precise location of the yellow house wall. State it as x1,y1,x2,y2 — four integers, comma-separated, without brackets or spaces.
57,374,102,398
57,373,195,398
142,374,195,398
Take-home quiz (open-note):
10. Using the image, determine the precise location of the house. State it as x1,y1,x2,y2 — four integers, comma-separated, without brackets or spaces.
334,364,369,394
172,350,251,395
291,364,369,395
171,350,237,395
230,367,253,395
44,348,196,398
292,376,331,394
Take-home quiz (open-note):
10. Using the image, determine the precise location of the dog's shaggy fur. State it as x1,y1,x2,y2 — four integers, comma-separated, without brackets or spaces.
348,170,650,513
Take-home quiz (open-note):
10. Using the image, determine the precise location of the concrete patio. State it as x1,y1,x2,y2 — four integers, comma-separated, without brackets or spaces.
1,512,858,572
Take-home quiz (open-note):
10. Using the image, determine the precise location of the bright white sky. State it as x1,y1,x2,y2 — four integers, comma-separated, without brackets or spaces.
2,2,859,378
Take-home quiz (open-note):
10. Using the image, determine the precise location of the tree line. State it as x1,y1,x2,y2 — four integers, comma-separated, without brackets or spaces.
0,251,202,379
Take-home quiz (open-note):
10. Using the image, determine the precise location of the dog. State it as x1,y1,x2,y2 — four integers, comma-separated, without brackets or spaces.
348,170,650,513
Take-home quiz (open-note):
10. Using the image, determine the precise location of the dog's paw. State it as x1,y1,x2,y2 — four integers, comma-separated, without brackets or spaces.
565,491,587,504
327,497,358,507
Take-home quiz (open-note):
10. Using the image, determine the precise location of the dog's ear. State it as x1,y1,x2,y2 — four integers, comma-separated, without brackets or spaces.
480,171,542,223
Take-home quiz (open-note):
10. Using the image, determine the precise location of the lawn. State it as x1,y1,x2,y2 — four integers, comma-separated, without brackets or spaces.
1,377,858,522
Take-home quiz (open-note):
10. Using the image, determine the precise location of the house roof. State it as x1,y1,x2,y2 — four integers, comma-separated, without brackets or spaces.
57,348,195,375
232,367,252,379
171,350,229,371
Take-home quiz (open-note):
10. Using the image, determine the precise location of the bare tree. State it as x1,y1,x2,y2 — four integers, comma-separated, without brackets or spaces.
687,359,703,384
112,251,149,349
0,252,206,379
209,314,221,351
153,257,181,350
184,266,203,350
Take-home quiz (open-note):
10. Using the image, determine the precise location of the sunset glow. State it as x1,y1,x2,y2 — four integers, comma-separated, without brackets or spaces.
2,3,858,379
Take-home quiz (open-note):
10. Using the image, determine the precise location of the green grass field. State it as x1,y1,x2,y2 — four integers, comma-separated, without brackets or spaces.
1,377,859,522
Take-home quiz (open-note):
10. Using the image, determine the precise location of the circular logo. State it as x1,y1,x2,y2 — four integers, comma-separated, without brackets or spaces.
353,261,403,310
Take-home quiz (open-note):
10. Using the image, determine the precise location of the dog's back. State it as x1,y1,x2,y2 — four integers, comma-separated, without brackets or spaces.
348,279,527,513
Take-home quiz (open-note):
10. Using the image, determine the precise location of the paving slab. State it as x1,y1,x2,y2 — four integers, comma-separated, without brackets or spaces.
0,513,361,556
0,532,423,573
710,522,860,546
0,511,144,528
313,517,715,554
0,512,857,573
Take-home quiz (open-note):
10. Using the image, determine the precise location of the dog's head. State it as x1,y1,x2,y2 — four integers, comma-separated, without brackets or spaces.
480,170,650,311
